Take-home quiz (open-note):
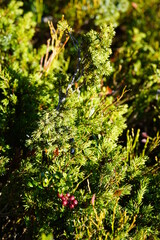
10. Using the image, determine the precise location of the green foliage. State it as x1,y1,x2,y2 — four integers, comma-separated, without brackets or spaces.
83,24,115,79
62,0,129,29
0,0,160,239
35,0,43,23
110,0,160,137
41,233,53,240
0,1,38,74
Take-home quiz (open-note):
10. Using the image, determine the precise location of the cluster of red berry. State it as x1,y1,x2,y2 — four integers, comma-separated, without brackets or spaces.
58,192,78,209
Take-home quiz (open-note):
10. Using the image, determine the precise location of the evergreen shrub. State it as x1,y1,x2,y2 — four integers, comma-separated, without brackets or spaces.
0,0,159,239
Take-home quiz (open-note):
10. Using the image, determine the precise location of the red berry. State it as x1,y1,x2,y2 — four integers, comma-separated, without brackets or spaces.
73,199,78,205
70,195,75,201
57,192,63,198
69,204,74,209
61,196,66,201
66,193,70,198
62,200,68,206
142,132,148,139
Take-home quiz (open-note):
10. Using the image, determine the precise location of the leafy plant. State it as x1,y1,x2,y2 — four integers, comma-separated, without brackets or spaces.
0,0,159,239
